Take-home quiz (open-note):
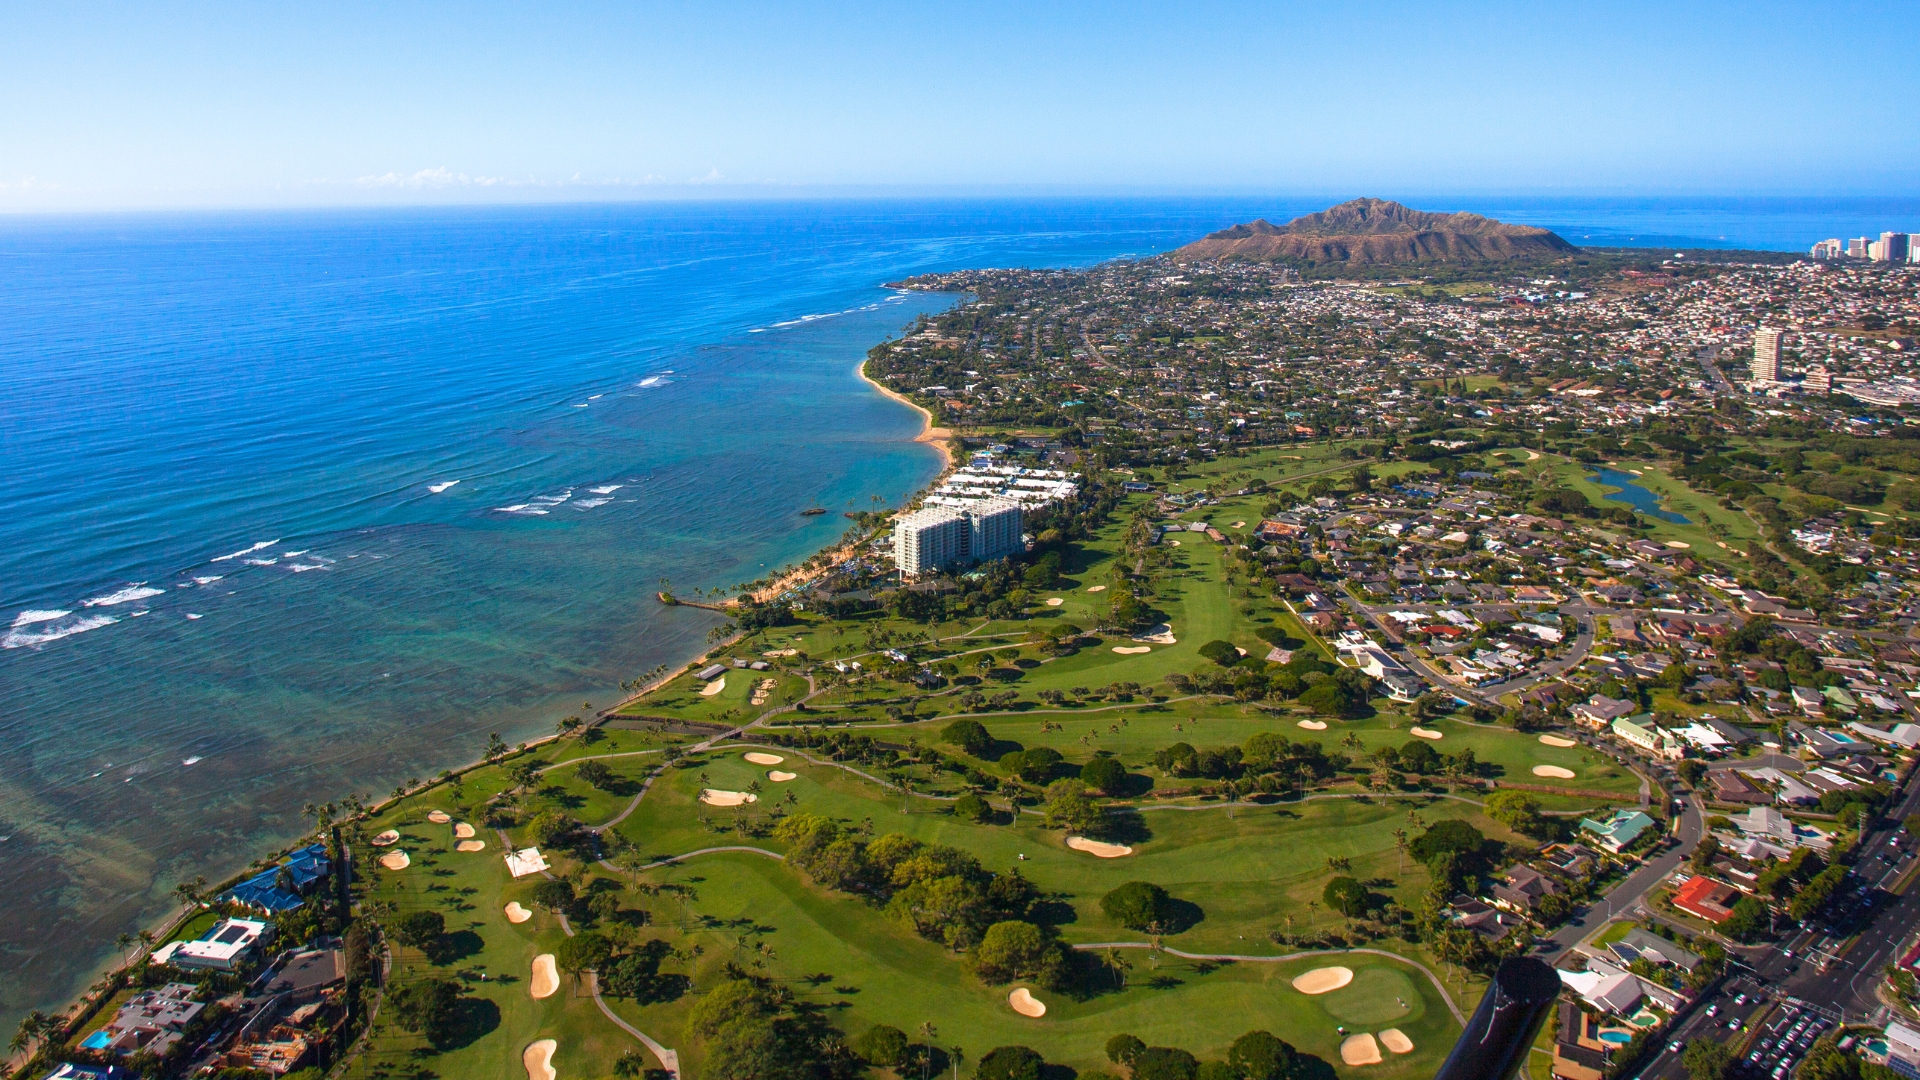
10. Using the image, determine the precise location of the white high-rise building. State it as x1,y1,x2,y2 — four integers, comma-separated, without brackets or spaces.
1848,237,1872,258
1876,232,1911,264
892,498,1024,576
1810,239,1842,259
1751,328,1783,384
1803,365,1832,394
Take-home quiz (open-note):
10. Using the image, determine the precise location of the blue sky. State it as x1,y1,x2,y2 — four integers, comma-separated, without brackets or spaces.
2,1,1916,210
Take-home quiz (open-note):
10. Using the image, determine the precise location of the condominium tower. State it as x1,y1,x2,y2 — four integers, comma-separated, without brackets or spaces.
1751,328,1783,384
893,499,1024,576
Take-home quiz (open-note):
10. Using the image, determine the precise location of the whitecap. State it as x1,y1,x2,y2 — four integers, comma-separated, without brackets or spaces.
286,563,328,572
588,484,622,495
749,328,766,333
182,756,202,766
211,540,279,562
10,610,71,628
638,375,669,388
588,394,603,400
193,576,223,585
129,609,149,617
2,613,119,649
281,550,307,557
573,403,589,407
185,613,204,620
573,498,611,509
427,480,460,494
244,558,278,566
493,505,548,515
81,585,165,607
175,582,191,588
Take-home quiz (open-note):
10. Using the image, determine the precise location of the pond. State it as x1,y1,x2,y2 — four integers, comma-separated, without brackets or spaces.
1588,468,1692,524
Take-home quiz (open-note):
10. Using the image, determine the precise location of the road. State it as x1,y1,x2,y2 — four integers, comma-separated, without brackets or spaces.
1537,793,1705,962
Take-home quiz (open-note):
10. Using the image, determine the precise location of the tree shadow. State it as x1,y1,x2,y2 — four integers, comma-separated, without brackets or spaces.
1112,773,1156,798
1028,899,1078,926
424,930,485,966
432,995,500,1051
1159,898,1205,935
1101,810,1154,845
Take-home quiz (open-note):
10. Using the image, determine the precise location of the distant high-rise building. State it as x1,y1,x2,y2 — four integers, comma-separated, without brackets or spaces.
892,498,1024,576
1876,232,1912,264
1802,365,1832,394
1810,239,1842,259
1848,237,1872,258
1751,328,1783,384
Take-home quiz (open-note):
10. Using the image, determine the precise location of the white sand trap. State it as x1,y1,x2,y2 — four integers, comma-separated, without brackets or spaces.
504,901,532,924
1133,623,1177,645
427,810,451,823
457,840,487,852
768,771,797,782
1232,521,1246,529
454,822,476,838
700,789,758,806
530,954,559,999
1291,966,1353,994
371,829,400,846
1665,540,1691,549
379,851,410,871
1533,765,1577,779
1297,719,1328,730
1538,734,1577,747
1046,598,1064,607
524,1039,557,1080
1379,1029,1414,1055
1111,645,1151,654
743,752,784,765
1409,727,1444,740
700,676,727,697
1086,585,1107,592
1066,836,1133,857
1341,1033,1383,1066
1168,539,1182,546
1008,987,1047,1017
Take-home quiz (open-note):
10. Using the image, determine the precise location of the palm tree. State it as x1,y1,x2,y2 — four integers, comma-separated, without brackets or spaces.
1306,899,1320,927
1392,828,1409,874
949,1046,965,1080
919,1022,939,1080
10,1011,51,1057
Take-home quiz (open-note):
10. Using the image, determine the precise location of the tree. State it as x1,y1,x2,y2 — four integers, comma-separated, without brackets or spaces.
1198,640,1241,666
977,1046,1045,1080
972,921,1062,985
942,719,994,756
1042,778,1104,834
1107,1034,1147,1068
392,909,446,949
1682,1038,1735,1080
556,931,613,977
1081,755,1128,795
1229,1030,1301,1080
1102,881,1172,931
1005,747,1064,783
1676,759,1707,788
1134,1046,1201,1080
576,760,615,790
1410,819,1485,865
854,1024,910,1066
1721,894,1770,942
1323,876,1369,919
1484,791,1544,835
954,793,992,823
532,878,576,912
388,978,460,1045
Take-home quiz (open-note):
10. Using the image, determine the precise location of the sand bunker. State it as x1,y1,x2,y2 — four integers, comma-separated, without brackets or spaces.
763,648,798,657
1379,1029,1414,1055
1297,720,1328,730
379,851,410,871
371,829,400,846
1538,734,1577,747
524,1039,557,1080
456,840,487,852
1086,585,1107,593
504,901,532,924
453,822,476,838
1341,1033,1383,1066
743,752,784,765
1045,597,1064,607
1409,727,1444,740
1533,765,1577,779
1168,539,1182,546
1133,623,1177,645
1232,521,1246,529
530,954,559,999
1066,836,1133,858
1111,645,1152,655
427,810,451,824
700,789,758,806
1008,987,1047,1017
1666,540,1691,549
768,771,797,782
749,678,776,705
1291,966,1353,995
700,676,727,697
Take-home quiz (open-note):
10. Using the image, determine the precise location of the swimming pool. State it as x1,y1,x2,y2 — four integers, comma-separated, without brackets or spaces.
1598,1031,1635,1045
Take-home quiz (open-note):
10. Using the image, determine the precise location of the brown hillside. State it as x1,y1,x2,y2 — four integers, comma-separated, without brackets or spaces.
1175,198,1575,266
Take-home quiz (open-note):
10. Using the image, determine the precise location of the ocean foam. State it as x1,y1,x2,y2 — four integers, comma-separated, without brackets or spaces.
243,558,278,566
588,394,603,400
286,563,328,572
185,613,204,620
211,540,280,562
573,403,589,407
281,550,307,557
2,613,118,649
638,375,670,387
572,498,611,509
427,480,460,493
11,610,71,628
493,504,548,515
81,585,165,607
192,576,223,585
588,484,623,495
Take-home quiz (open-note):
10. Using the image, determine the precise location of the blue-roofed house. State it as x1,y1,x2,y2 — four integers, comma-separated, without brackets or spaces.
1578,809,1658,854
221,843,331,913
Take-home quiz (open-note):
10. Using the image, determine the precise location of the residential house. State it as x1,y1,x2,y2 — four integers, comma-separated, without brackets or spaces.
221,843,331,914
1708,770,1770,806
150,918,273,972
1539,843,1602,879
1670,875,1741,923
1571,695,1636,728
1491,865,1563,912
1579,809,1658,854
1613,715,1685,760
77,983,204,1058
1550,1001,1608,1080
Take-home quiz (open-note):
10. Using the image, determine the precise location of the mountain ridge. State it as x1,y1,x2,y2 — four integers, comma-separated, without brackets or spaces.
1175,198,1576,266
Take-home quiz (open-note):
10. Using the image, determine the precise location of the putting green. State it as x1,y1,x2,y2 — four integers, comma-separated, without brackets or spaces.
1320,966,1418,1025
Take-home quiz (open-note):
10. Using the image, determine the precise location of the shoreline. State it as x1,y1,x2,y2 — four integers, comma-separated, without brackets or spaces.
858,358,953,469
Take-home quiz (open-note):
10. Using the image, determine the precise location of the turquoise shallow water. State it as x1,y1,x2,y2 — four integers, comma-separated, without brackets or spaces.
0,195,1902,1025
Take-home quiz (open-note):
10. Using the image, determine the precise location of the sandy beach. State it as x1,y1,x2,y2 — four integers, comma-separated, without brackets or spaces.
858,359,953,468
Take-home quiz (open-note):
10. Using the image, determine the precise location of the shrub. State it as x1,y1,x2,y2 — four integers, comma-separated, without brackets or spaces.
977,1046,1045,1080
852,1024,909,1066
942,719,994,755
1080,755,1128,794
1101,881,1172,930
392,909,445,948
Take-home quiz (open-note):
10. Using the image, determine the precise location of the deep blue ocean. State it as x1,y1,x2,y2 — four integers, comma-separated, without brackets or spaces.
0,195,1911,1024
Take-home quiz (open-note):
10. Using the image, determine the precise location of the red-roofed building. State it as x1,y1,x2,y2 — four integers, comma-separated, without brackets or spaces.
1671,876,1740,924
